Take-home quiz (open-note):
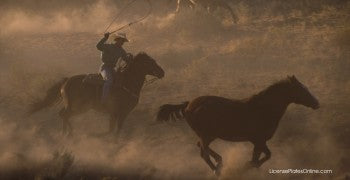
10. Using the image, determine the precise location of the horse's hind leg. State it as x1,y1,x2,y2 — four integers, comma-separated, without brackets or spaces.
197,141,223,168
198,139,219,175
59,108,73,136
209,147,223,170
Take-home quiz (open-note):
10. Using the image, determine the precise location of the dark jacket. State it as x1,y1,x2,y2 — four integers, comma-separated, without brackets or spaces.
96,37,127,68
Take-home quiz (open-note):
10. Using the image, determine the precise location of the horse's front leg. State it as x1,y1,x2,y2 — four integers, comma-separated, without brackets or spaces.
100,113,119,141
107,108,130,137
89,114,116,138
114,109,132,138
59,107,73,136
249,141,271,168
256,144,271,167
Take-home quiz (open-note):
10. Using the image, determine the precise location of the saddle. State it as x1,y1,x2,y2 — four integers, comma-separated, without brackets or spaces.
83,62,128,85
82,71,124,87
82,73,104,85
82,72,124,103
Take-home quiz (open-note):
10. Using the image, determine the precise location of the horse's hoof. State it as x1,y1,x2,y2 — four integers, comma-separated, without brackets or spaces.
214,169,221,176
214,164,223,176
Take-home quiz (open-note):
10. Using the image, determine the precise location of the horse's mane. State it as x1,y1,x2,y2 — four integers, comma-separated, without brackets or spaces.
122,52,148,72
245,78,292,103
134,52,149,60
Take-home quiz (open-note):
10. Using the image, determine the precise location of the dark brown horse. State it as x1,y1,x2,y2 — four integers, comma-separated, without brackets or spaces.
157,76,319,175
30,52,164,136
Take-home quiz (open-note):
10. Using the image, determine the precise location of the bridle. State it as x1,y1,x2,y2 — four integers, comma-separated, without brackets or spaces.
120,58,161,99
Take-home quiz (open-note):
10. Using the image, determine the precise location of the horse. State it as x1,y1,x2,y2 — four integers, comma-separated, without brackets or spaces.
156,76,319,175
30,52,164,137
175,0,239,23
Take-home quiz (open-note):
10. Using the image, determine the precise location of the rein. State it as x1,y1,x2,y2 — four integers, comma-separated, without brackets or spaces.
121,86,139,99
118,53,160,98
121,76,158,99
144,77,159,86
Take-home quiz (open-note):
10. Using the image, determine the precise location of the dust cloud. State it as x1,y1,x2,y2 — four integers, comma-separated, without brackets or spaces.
0,0,349,179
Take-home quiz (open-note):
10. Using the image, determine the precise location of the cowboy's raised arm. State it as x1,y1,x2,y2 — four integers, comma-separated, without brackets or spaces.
96,33,109,51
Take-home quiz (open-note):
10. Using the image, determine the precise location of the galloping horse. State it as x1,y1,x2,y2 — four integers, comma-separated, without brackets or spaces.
157,76,319,175
30,52,164,136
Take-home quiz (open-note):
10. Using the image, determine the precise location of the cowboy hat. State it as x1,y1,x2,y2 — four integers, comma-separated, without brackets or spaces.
114,32,129,42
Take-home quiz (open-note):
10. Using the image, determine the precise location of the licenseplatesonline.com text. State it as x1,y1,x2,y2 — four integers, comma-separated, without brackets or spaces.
269,169,332,174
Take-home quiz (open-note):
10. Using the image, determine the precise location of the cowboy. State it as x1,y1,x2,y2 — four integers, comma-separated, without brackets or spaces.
96,32,131,104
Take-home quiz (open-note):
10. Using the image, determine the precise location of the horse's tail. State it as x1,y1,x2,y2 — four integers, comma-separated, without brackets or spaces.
28,78,68,114
156,101,189,122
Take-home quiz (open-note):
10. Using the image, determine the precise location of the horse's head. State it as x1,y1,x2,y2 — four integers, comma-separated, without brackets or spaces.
131,52,165,78
288,75,320,109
